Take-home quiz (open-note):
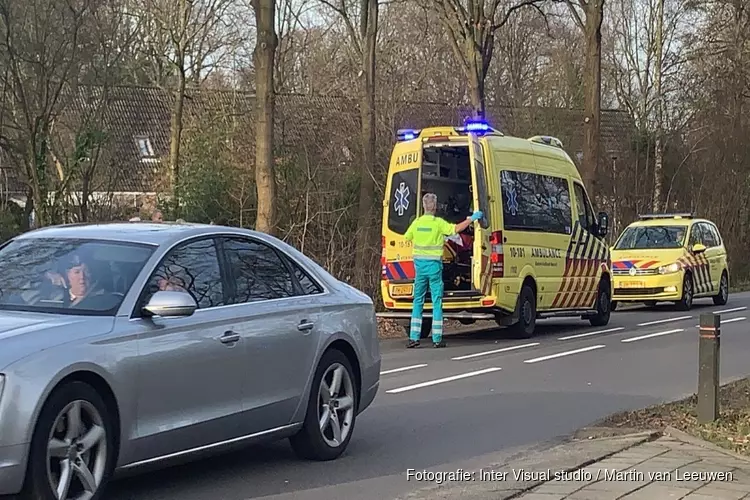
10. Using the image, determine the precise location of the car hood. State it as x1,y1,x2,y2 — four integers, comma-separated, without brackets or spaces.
611,248,686,270
0,311,114,370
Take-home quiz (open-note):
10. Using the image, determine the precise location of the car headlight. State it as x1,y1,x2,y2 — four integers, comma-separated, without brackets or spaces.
658,262,682,274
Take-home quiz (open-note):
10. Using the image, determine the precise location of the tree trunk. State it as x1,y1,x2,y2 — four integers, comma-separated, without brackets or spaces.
169,69,186,215
252,0,278,235
652,0,664,212
468,62,486,119
581,0,604,191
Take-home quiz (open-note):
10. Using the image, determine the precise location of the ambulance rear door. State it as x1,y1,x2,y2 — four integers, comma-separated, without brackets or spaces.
467,134,493,297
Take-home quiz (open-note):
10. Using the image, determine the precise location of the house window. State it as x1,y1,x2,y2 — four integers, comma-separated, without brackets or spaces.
135,136,155,158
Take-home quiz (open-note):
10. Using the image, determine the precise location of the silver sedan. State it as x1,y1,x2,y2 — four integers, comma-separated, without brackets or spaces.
0,222,380,500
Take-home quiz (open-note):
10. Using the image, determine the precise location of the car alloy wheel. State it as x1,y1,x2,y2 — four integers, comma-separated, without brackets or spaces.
318,363,355,448
720,275,728,300
46,400,107,500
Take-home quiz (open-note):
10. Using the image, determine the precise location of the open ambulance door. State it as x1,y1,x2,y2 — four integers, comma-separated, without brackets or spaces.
467,134,493,297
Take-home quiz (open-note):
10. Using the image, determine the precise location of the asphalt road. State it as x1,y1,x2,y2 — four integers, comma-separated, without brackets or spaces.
107,292,750,500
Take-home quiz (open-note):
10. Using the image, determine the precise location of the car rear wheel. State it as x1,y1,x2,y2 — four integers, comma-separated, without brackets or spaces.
509,284,536,339
589,279,611,327
676,273,693,311
713,272,729,305
290,349,358,461
23,381,115,500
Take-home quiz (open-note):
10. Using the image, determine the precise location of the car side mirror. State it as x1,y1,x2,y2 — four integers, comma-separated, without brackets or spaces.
691,243,707,254
142,290,197,318
596,211,609,237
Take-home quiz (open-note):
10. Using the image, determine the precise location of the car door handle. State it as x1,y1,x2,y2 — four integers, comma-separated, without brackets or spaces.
219,331,240,344
298,321,315,331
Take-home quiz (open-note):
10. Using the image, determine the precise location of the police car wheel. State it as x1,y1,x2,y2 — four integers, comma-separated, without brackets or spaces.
509,285,536,339
676,273,693,311
713,272,729,306
589,279,611,327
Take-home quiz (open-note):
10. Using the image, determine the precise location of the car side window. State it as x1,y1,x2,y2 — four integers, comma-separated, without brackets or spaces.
573,182,594,232
289,259,324,295
688,224,704,246
701,223,720,247
143,238,225,309
223,237,297,302
707,223,723,247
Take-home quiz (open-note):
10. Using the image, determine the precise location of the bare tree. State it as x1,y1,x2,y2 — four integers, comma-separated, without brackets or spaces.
315,0,378,279
251,0,279,234
425,0,545,118
566,0,605,189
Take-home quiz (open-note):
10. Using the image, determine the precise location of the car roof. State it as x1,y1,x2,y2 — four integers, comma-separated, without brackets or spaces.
14,222,262,246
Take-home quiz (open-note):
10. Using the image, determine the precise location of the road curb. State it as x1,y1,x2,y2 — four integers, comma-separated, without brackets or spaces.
394,430,661,500
664,425,750,463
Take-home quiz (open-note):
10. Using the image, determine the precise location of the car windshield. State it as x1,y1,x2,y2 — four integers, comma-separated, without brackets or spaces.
615,225,686,250
0,237,155,316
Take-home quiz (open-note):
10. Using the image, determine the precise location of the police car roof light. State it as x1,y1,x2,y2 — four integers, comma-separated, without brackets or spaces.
638,213,694,220
396,128,421,141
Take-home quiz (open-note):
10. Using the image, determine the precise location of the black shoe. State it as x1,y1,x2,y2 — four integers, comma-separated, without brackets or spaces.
407,340,420,348
433,341,446,348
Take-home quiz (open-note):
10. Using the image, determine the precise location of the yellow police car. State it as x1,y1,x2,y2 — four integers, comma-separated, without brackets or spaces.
610,214,729,311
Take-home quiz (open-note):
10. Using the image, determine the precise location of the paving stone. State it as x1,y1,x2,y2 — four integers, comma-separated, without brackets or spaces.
701,479,750,492
581,479,648,492
529,481,589,495
690,484,750,498
619,484,695,498
564,489,623,500
514,493,567,500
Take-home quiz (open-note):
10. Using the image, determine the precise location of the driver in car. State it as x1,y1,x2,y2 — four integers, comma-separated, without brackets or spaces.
45,253,100,306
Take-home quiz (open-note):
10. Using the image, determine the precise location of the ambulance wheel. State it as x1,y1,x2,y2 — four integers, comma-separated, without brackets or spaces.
509,284,536,339
676,273,693,311
611,300,618,311
713,271,729,306
589,278,611,327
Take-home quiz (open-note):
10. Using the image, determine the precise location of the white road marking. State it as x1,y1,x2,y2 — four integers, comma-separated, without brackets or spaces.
558,327,624,341
385,367,502,394
380,364,428,375
637,315,692,327
523,345,605,364
715,306,747,314
621,328,684,343
694,317,746,328
451,343,539,360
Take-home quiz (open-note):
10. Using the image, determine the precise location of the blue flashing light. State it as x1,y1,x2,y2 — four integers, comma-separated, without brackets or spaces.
397,128,420,141
464,121,491,132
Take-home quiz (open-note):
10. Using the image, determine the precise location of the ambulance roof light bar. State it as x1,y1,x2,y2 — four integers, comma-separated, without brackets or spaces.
455,118,503,136
638,213,694,220
396,128,421,141
528,135,564,148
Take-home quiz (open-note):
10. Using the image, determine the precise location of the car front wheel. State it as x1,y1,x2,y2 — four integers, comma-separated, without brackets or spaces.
290,349,358,461
676,273,694,311
23,381,115,500
713,272,729,305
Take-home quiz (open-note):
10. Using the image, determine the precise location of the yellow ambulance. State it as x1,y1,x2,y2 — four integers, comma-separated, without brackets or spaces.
610,214,730,310
377,120,613,339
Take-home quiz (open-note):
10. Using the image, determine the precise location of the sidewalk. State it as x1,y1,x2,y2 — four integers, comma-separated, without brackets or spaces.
397,429,750,499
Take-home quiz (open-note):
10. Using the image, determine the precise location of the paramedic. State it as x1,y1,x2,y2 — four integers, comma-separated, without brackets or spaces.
404,193,483,348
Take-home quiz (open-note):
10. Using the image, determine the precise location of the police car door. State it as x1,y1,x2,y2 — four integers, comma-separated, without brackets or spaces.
468,135,493,297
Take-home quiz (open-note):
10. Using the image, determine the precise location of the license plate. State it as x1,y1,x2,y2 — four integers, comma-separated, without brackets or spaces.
390,284,413,297
620,280,645,288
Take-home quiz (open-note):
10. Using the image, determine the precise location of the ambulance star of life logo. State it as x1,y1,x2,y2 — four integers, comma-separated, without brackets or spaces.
394,182,410,216
507,186,519,216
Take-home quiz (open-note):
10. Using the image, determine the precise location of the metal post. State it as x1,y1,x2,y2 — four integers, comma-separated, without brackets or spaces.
697,313,720,423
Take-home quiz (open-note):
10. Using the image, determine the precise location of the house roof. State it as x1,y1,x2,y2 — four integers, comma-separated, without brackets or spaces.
0,86,635,197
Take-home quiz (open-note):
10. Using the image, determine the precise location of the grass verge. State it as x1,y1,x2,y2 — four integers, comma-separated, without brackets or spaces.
599,377,750,456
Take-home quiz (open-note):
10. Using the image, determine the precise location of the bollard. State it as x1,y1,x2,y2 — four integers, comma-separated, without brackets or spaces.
697,313,720,423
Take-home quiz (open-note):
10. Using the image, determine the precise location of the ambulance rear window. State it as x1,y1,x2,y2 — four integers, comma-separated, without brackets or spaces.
387,169,418,234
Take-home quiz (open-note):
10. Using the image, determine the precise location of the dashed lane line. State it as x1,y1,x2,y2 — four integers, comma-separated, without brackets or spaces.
714,306,747,314
523,345,605,364
621,328,684,343
558,327,624,341
637,315,692,327
380,364,428,375
693,317,746,328
385,367,502,394
451,342,539,361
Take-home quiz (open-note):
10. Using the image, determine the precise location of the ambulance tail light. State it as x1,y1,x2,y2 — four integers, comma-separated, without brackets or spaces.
490,230,504,278
381,236,387,280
